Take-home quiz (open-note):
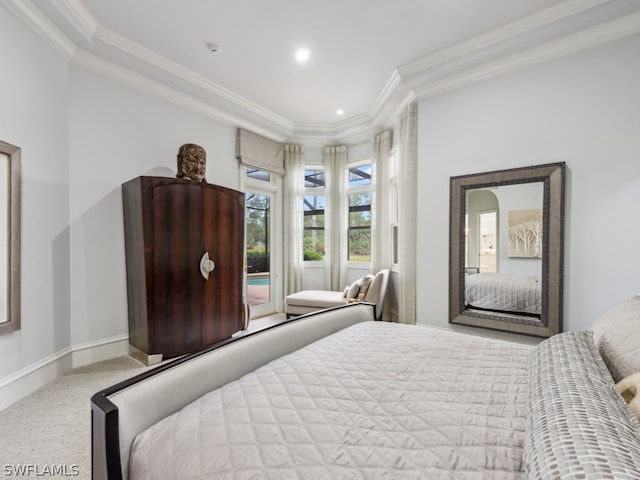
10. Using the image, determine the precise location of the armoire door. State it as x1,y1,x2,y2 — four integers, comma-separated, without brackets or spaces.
201,187,245,343
152,183,206,355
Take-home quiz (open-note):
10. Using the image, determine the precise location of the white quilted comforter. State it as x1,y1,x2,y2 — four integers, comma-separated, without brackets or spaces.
465,274,542,315
130,322,532,479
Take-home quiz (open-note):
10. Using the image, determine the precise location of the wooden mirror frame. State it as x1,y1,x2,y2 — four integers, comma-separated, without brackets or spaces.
0,140,21,335
449,162,565,337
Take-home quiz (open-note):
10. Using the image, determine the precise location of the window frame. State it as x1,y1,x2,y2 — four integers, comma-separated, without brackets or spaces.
303,166,326,265
240,166,282,316
347,161,373,265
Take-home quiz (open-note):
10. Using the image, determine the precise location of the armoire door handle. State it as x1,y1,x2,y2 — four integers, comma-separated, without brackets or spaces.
242,296,250,330
199,251,215,280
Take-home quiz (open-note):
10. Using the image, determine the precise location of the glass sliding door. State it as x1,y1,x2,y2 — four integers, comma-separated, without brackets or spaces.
245,192,274,317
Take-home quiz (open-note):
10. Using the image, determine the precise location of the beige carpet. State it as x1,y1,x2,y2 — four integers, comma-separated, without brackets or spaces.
0,313,286,479
0,355,149,479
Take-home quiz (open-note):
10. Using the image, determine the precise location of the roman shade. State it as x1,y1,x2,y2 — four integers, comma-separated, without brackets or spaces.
236,128,285,175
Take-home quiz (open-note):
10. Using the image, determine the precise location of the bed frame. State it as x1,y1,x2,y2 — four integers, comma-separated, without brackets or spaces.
91,303,376,480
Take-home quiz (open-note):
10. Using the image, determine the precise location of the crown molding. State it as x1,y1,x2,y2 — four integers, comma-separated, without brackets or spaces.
3,0,76,60
92,21,375,142
293,112,373,135
413,10,640,101
70,47,368,146
397,0,612,78
368,71,402,119
366,0,613,119
287,113,376,147
285,130,375,148
92,26,295,133
71,50,290,143
6,0,640,145
52,0,97,43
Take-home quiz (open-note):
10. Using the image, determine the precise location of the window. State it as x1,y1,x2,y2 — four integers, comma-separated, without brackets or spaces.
246,194,270,268
241,164,282,317
305,168,325,188
245,193,272,308
303,168,325,261
246,167,270,182
348,164,371,187
300,162,375,264
348,192,371,262
347,163,372,262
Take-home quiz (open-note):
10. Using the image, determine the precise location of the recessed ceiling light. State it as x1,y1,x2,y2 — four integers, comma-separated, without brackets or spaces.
294,48,310,64
336,109,344,116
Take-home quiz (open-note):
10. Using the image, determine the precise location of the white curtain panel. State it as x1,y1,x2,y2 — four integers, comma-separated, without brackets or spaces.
283,144,305,295
398,102,418,325
371,129,393,273
324,145,348,291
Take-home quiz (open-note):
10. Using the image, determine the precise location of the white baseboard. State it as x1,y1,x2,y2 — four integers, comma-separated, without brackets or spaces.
0,334,129,412
70,334,130,369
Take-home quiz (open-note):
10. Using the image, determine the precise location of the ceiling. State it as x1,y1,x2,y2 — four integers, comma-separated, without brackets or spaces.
12,0,640,143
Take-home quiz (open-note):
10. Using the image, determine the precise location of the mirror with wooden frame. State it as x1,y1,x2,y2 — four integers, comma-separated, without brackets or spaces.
449,162,565,337
0,140,21,335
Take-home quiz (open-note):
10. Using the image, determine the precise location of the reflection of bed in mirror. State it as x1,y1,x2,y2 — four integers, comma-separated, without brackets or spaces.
465,273,541,317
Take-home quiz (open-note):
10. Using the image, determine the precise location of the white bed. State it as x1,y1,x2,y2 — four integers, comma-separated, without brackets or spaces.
465,273,542,316
129,321,531,479
92,300,640,480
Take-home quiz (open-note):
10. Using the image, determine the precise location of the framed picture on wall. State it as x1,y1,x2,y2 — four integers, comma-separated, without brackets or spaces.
508,209,543,258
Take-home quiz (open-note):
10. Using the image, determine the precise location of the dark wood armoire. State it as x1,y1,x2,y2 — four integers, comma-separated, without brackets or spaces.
122,176,246,364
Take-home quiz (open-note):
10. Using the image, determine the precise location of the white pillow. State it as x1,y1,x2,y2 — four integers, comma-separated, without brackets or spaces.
346,279,361,299
358,274,374,299
591,295,640,383
346,274,375,299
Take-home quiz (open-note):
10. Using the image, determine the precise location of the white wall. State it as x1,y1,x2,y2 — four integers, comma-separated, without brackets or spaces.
0,10,71,380
68,67,240,346
1,3,244,405
417,34,640,333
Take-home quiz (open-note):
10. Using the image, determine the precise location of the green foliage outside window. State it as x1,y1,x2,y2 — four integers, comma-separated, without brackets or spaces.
303,249,324,261
299,166,373,263
246,194,269,251
246,194,270,273
304,194,325,260
348,192,371,262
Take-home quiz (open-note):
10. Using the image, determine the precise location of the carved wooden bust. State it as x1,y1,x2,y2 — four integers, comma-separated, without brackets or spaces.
176,143,206,182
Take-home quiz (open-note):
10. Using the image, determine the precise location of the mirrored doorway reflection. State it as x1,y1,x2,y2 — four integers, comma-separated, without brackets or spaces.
245,192,273,316
478,210,497,273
